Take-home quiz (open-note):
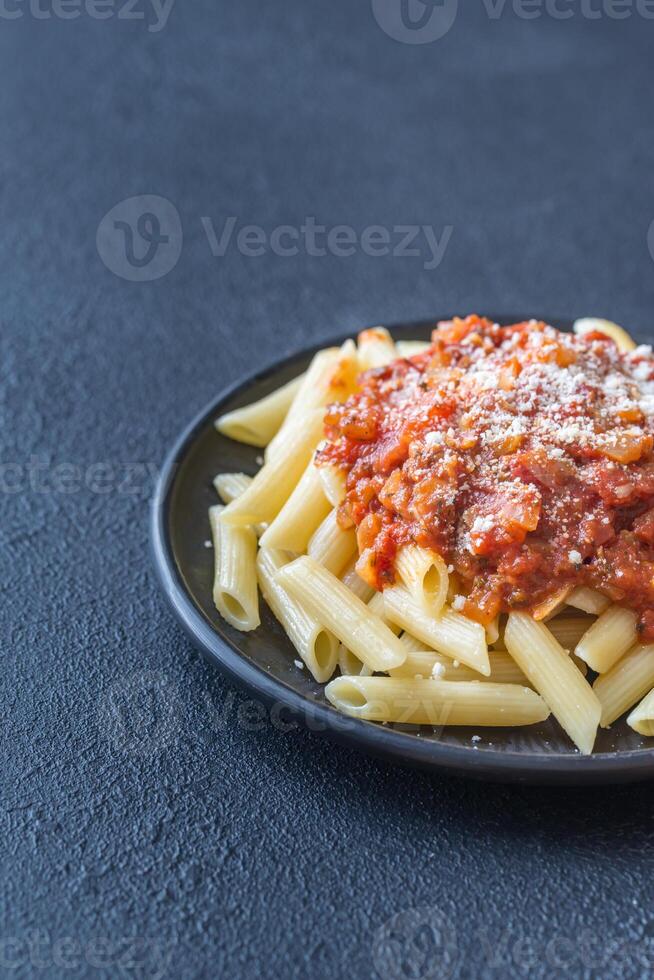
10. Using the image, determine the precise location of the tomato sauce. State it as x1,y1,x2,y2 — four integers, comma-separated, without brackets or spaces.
317,316,654,639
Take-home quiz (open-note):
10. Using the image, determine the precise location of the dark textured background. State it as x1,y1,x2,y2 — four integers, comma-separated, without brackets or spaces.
3,1,654,978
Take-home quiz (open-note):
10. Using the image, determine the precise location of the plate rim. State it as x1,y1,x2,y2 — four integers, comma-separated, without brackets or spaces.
150,315,654,784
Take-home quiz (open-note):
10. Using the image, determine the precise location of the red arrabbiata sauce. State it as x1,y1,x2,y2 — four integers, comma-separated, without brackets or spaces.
317,316,654,639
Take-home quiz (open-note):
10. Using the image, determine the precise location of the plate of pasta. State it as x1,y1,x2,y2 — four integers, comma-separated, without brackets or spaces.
151,314,654,783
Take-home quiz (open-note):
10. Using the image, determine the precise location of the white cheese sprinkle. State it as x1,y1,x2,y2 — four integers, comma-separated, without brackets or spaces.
471,515,495,534
424,431,444,447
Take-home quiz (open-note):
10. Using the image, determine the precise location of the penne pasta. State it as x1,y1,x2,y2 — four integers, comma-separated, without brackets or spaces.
276,556,407,672
307,509,357,576
317,463,347,507
215,374,303,447
390,649,528,685
574,605,638,674
383,585,490,677
357,326,397,370
213,472,253,504
504,613,600,755
389,651,479,682
394,544,448,617
259,461,331,554
221,409,325,527
399,631,479,676
487,651,531,686
337,593,391,677
340,559,375,604
399,631,427,655
566,586,611,616
266,341,358,460
325,676,550,727
338,644,372,678
626,687,654,736
593,644,654,728
367,592,401,636
209,505,260,632
256,548,338,683
485,616,500,646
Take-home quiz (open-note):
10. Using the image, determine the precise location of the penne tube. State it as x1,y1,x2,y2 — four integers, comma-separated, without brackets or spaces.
383,585,490,677
295,340,358,411
338,644,372,678
514,630,588,675
276,556,407,672
573,317,637,352
394,544,448,617
400,631,497,675
209,505,260,632
213,472,253,504
396,340,431,358
325,676,550,727
215,374,304,447
221,409,325,527
256,548,338,683
266,341,358,460
259,461,331,554
367,592,401,636
546,613,595,651
307,509,357,576
487,651,531,686
593,644,654,728
486,616,500,645
504,613,600,755
390,649,528,685
337,593,389,678
357,326,397,370
575,605,638,674
340,559,375,604
566,586,610,616
316,463,347,507
213,472,265,537
265,349,334,458
390,651,479,682
627,687,654,736
399,631,427,655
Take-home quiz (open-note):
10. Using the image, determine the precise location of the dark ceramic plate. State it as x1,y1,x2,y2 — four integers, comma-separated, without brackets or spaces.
151,316,654,784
